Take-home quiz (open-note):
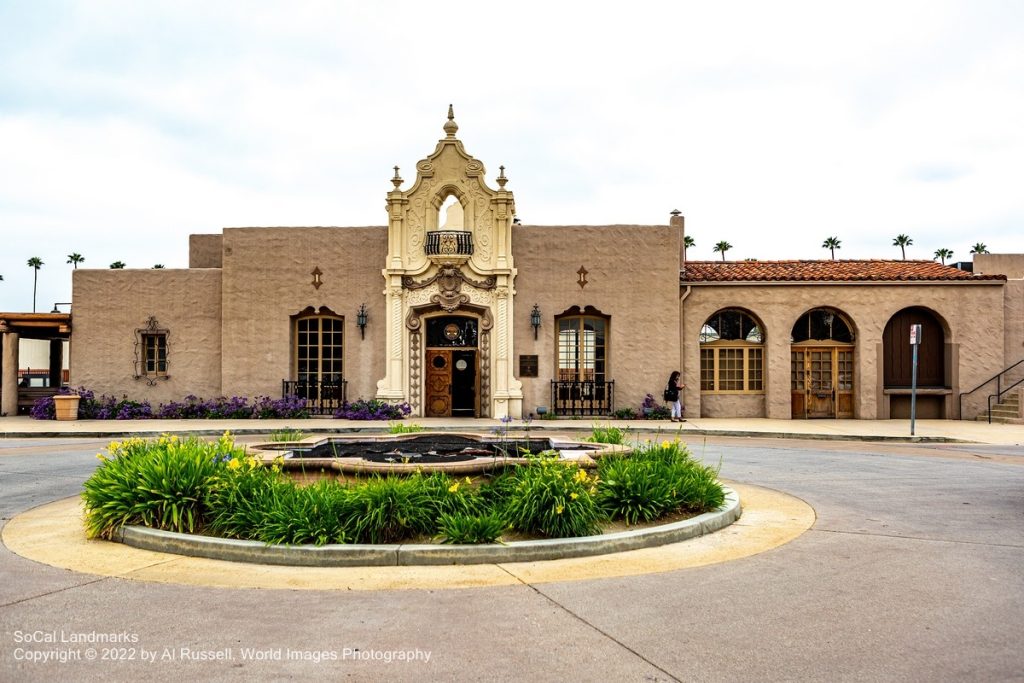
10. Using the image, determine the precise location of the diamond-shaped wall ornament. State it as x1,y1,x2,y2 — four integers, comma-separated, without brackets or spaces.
577,265,589,289
311,266,323,290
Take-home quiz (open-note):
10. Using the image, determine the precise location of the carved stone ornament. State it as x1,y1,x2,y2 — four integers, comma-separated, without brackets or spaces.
403,266,496,291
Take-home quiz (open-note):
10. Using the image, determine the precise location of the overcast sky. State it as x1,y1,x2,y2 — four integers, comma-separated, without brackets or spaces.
1,1,1022,312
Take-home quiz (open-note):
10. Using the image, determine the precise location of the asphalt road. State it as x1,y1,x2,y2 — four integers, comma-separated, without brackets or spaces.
1,435,1022,682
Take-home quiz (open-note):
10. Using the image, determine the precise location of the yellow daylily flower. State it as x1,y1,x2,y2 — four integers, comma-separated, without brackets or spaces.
227,459,241,471
555,505,564,515
570,492,579,500
448,482,460,493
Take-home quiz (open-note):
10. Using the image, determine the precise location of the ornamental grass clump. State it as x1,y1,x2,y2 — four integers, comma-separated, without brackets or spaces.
504,452,602,538
203,458,291,541
586,423,630,445
82,433,244,539
596,440,725,523
255,480,352,546
437,511,508,544
344,475,436,543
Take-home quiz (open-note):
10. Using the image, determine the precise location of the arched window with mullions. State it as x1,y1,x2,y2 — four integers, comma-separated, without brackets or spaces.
699,309,765,393
556,311,608,384
289,306,345,413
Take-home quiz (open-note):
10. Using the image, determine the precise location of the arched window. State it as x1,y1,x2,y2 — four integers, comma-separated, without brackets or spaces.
791,308,853,343
699,309,764,393
293,308,344,386
557,313,607,384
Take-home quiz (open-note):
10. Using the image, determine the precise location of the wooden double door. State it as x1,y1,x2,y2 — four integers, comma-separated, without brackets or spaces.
425,349,478,417
791,346,854,418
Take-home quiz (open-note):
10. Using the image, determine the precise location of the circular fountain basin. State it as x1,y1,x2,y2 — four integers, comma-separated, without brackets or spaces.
251,432,627,476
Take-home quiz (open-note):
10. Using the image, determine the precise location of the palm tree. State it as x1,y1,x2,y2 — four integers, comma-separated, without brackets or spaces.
822,236,841,260
67,253,85,269
713,240,733,261
109,261,126,269
970,243,989,255
26,257,43,312
683,235,695,259
893,234,913,260
934,248,953,265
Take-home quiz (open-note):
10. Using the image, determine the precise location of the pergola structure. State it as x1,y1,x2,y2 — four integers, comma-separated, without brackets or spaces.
0,313,72,415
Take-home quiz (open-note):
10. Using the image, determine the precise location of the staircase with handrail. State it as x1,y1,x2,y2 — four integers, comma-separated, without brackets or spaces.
958,358,1024,424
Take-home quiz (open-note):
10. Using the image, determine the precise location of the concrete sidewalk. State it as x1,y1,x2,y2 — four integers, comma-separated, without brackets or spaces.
1,414,1022,445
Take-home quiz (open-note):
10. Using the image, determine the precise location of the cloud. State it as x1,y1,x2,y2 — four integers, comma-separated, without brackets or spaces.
1,1,1022,310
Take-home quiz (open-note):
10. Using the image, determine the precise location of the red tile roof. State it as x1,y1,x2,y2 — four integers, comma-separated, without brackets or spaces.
681,260,1006,283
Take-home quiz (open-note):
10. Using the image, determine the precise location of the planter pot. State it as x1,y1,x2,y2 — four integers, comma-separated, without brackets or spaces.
53,394,81,421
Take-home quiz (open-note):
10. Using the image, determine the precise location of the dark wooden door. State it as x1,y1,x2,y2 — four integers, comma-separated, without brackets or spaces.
425,350,452,417
883,308,945,387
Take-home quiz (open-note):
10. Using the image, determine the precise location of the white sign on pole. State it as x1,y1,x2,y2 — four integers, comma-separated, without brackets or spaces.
909,323,922,346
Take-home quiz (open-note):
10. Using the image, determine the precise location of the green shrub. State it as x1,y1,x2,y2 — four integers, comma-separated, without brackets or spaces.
436,511,508,544
82,434,244,539
204,460,291,540
596,456,675,524
611,408,638,420
256,480,352,546
596,440,724,522
345,476,436,543
586,423,630,445
504,453,603,538
418,472,484,517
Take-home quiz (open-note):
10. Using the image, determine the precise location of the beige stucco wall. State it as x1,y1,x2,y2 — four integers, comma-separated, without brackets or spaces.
189,234,223,268
974,253,1024,279
218,227,387,401
512,225,681,416
682,281,1006,419
70,269,223,402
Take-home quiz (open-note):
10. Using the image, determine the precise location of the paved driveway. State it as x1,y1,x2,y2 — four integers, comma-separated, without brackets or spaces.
1,435,1022,682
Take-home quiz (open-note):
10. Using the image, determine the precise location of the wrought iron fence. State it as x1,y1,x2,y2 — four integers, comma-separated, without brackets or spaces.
424,230,473,257
550,380,614,417
282,379,347,416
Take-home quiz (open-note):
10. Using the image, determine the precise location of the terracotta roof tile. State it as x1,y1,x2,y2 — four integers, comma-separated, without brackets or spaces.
681,260,1006,283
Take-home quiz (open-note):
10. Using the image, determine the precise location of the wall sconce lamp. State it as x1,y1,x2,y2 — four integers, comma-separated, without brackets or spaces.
530,304,541,340
357,303,368,339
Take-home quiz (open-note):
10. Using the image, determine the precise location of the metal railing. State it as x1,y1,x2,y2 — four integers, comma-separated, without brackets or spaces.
551,380,615,417
282,379,348,416
424,230,473,257
958,358,1024,423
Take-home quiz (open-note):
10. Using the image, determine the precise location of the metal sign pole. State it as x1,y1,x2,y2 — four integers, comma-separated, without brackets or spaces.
910,324,922,436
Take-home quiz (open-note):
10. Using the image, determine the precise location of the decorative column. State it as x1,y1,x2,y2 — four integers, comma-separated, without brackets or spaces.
1,326,19,416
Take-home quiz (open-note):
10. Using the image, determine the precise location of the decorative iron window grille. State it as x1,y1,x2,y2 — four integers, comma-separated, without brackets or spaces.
133,316,170,385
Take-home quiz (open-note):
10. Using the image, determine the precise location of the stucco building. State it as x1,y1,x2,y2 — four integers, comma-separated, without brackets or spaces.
4,109,1021,421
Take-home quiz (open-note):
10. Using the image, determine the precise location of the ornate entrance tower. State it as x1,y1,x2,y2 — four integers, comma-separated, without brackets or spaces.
376,107,523,418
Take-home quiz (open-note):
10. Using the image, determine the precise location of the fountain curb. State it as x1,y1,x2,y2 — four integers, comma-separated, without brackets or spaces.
116,487,740,567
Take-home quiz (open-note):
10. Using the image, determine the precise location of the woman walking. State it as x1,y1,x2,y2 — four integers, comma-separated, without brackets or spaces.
665,371,685,422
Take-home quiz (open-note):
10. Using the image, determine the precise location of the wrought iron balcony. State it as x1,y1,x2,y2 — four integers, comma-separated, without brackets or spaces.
551,380,615,417
424,230,473,263
283,378,348,416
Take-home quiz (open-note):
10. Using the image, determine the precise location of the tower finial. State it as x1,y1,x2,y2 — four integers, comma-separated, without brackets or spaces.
443,104,459,137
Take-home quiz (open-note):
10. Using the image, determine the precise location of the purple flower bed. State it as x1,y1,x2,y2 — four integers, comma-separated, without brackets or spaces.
30,388,310,420
333,399,412,420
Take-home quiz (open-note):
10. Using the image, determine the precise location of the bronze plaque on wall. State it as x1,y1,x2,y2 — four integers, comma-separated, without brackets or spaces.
519,355,538,378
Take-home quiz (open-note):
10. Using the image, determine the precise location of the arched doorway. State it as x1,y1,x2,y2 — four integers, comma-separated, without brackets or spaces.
791,308,855,418
883,307,945,387
424,315,479,417
883,307,947,418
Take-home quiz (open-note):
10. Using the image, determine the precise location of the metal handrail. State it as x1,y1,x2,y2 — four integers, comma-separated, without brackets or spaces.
985,376,1024,424
282,379,348,416
958,358,1024,422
